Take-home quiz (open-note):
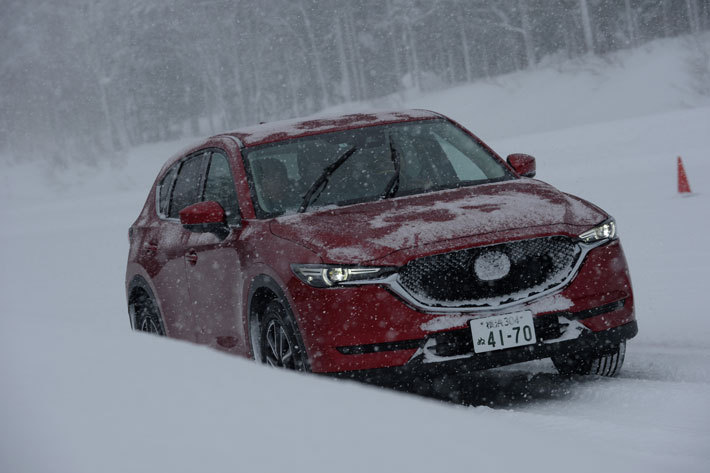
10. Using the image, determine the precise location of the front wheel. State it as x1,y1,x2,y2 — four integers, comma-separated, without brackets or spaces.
259,301,308,371
552,341,626,377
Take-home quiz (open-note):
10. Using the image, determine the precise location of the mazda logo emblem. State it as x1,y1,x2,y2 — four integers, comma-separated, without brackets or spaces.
474,251,511,281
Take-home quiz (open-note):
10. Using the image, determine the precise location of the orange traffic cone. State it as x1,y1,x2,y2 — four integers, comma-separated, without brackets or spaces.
677,156,692,194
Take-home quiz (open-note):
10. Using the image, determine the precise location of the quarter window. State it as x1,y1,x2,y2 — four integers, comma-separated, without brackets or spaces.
168,153,208,219
158,164,178,217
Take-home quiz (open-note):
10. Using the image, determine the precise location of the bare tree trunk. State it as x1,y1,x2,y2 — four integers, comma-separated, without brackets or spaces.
233,65,248,125
385,0,403,87
84,0,124,151
285,53,302,117
623,0,636,46
404,21,421,89
458,2,472,81
661,0,672,37
686,0,701,34
296,3,329,107
488,3,535,69
96,78,116,149
334,15,352,102
446,48,455,84
518,0,536,67
346,8,367,101
579,0,594,54
478,38,491,79
210,67,227,130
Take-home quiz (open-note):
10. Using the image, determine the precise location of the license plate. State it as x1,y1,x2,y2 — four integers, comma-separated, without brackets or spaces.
470,311,537,354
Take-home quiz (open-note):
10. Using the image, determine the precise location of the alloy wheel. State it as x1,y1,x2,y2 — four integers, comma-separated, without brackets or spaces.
139,312,162,334
264,319,295,369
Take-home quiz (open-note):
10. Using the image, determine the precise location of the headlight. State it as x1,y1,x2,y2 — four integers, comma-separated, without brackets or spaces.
291,264,395,288
579,219,616,243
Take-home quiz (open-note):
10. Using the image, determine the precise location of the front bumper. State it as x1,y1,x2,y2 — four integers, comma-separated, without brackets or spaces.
289,239,636,373
407,312,637,372
357,320,638,379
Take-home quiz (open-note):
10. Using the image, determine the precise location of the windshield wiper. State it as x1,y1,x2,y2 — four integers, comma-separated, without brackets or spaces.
381,138,400,199
298,146,357,213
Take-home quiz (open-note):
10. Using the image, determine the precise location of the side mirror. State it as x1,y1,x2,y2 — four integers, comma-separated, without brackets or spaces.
506,153,536,178
179,201,229,239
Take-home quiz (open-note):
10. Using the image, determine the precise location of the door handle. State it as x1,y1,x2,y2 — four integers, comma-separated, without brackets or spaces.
186,249,198,265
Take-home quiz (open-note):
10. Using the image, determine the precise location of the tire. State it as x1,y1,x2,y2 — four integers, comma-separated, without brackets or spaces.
129,290,165,336
259,301,308,371
552,340,626,377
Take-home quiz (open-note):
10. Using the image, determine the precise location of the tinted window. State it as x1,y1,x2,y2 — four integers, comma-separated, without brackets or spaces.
158,164,178,217
169,153,207,219
204,151,240,225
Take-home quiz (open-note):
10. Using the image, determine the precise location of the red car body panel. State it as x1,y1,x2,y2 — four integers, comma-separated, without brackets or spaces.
126,110,636,374
281,238,633,373
270,179,605,264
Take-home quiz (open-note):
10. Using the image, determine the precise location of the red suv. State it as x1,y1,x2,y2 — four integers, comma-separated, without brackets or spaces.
126,110,636,377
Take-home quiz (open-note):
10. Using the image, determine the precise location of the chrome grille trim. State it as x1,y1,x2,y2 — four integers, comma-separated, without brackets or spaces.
356,239,603,314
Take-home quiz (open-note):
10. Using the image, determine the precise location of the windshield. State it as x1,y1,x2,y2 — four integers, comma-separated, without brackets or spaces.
243,118,513,218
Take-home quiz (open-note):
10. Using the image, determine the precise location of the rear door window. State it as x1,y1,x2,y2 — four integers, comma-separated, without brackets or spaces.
168,152,208,219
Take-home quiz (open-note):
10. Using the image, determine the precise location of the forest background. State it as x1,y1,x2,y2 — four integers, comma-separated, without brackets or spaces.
1,0,708,162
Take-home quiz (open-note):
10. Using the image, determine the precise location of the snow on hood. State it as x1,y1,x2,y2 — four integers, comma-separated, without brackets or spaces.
270,179,606,264
232,110,438,147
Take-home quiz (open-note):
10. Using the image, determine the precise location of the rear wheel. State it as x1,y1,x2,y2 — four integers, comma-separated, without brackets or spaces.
552,341,626,377
130,290,165,336
259,301,308,371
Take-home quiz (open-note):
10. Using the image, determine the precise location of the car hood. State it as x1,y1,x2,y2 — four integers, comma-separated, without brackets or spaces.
270,179,607,265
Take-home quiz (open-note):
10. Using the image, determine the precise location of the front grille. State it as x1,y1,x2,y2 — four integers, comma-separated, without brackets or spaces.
398,236,581,307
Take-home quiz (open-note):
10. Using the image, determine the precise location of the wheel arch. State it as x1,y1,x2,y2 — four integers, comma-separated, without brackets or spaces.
127,275,165,334
247,274,310,370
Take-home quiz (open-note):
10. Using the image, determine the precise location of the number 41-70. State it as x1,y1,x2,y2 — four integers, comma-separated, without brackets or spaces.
488,326,533,347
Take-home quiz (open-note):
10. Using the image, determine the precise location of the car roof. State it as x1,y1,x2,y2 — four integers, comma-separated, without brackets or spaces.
216,109,443,148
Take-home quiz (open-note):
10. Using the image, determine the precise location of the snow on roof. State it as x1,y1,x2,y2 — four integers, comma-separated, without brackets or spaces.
220,109,441,147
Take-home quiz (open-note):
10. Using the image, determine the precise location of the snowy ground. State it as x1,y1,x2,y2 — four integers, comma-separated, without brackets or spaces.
2,37,710,472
